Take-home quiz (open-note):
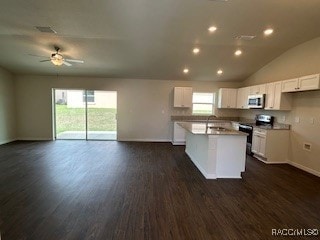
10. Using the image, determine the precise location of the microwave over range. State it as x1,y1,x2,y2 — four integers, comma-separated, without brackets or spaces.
248,94,265,109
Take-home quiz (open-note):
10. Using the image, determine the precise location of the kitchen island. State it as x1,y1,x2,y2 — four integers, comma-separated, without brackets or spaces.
179,122,248,179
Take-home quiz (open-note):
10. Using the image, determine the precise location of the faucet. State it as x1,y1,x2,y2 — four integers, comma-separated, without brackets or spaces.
206,115,217,128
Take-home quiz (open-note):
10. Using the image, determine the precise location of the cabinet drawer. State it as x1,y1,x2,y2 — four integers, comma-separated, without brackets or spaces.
253,128,267,136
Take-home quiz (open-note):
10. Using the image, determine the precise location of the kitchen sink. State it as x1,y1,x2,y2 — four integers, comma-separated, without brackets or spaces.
208,126,227,131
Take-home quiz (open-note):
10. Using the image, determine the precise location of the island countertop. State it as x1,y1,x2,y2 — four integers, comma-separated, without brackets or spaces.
178,122,248,136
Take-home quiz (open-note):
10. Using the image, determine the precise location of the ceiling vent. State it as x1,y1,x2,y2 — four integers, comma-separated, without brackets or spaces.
35,26,57,34
235,35,256,41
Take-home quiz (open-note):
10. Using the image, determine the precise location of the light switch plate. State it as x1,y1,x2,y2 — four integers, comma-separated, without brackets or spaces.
295,117,300,123
310,117,314,124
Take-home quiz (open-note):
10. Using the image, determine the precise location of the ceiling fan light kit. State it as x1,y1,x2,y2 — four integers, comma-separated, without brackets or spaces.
51,53,64,66
33,46,84,67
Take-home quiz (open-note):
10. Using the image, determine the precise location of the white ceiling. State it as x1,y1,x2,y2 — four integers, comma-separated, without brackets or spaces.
0,0,320,81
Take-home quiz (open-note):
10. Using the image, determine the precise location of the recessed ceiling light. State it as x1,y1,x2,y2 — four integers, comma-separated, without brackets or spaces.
264,28,274,36
208,26,217,33
183,68,189,74
234,50,242,56
193,48,200,54
217,69,223,75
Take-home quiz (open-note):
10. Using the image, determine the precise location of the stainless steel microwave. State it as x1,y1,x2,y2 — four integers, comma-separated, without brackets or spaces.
248,94,265,108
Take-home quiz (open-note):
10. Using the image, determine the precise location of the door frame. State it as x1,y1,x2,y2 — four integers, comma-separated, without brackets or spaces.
52,88,118,141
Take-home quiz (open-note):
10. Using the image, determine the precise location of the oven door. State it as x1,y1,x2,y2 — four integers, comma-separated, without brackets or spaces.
239,124,253,155
239,124,253,144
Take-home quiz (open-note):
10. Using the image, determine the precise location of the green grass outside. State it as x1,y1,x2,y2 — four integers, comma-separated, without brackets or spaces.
55,105,117,134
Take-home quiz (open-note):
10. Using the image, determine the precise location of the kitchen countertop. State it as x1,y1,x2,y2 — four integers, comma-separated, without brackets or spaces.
234,121,291,130
178,122,248,136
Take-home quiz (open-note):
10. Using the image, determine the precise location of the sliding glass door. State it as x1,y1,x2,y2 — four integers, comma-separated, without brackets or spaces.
87,91,117,140
54,89,117,140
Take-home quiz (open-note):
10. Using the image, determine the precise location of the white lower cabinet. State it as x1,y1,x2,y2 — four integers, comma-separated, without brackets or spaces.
252,128,289,163
172,122,186,145
252,129,267,157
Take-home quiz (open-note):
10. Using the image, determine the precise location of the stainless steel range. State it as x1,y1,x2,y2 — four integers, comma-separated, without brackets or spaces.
239,114,274,155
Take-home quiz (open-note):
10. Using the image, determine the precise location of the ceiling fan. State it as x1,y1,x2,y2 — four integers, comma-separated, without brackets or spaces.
38,46,84,66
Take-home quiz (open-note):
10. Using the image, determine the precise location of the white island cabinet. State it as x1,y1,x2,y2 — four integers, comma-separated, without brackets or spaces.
179,122,247,179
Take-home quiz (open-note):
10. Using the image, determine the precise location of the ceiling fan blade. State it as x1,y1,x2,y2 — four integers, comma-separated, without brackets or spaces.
63,61,72,66
40,59,51,62
28,54,48,58
65,59,84,63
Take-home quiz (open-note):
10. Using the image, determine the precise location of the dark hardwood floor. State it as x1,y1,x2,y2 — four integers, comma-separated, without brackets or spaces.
0,141,319,240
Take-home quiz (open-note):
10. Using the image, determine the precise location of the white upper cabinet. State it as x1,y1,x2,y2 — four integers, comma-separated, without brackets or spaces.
265,81,292,110
249,84,266,95
236,87,250,109
218,88,237,109
282,74,320,92
281,78,300,92
299,74,320,91
173,87,192,107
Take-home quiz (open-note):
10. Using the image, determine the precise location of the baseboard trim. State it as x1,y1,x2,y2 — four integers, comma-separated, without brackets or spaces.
118,138,171,142
0,139,17,145
288,161,320,177
17,138,53,141
171,142,186,146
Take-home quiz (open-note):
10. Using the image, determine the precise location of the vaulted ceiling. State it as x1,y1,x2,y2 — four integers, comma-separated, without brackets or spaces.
0,0,319,81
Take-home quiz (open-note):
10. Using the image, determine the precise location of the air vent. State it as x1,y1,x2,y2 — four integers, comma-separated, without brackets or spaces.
35,26,57,34
235,35,256,41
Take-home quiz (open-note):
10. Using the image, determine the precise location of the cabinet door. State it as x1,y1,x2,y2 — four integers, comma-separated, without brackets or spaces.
252,134,260,154
236,88,244,109
265,83,275,109
219,88,237,108
273,82,282,109
174,87,192,107
173,122,186,143
228,89,237,108
218,88,229,108
258,135,267,157
174,87,184,107
182,87,193,107
258,84,266,94
282,78,299,92
242,87,250,109
250,84,266,95
298,74,320,91
249,85,260,95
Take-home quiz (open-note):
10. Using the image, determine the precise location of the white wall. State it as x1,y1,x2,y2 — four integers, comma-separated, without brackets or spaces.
14,75,241,141
241,37,320,175
0,67,16,144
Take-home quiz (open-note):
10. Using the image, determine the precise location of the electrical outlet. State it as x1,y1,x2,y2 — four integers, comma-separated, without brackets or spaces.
303,143,312,151
295,117,300,123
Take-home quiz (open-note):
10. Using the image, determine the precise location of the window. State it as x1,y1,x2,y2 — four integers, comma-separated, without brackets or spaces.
192,92,215,115
83,90,95,103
